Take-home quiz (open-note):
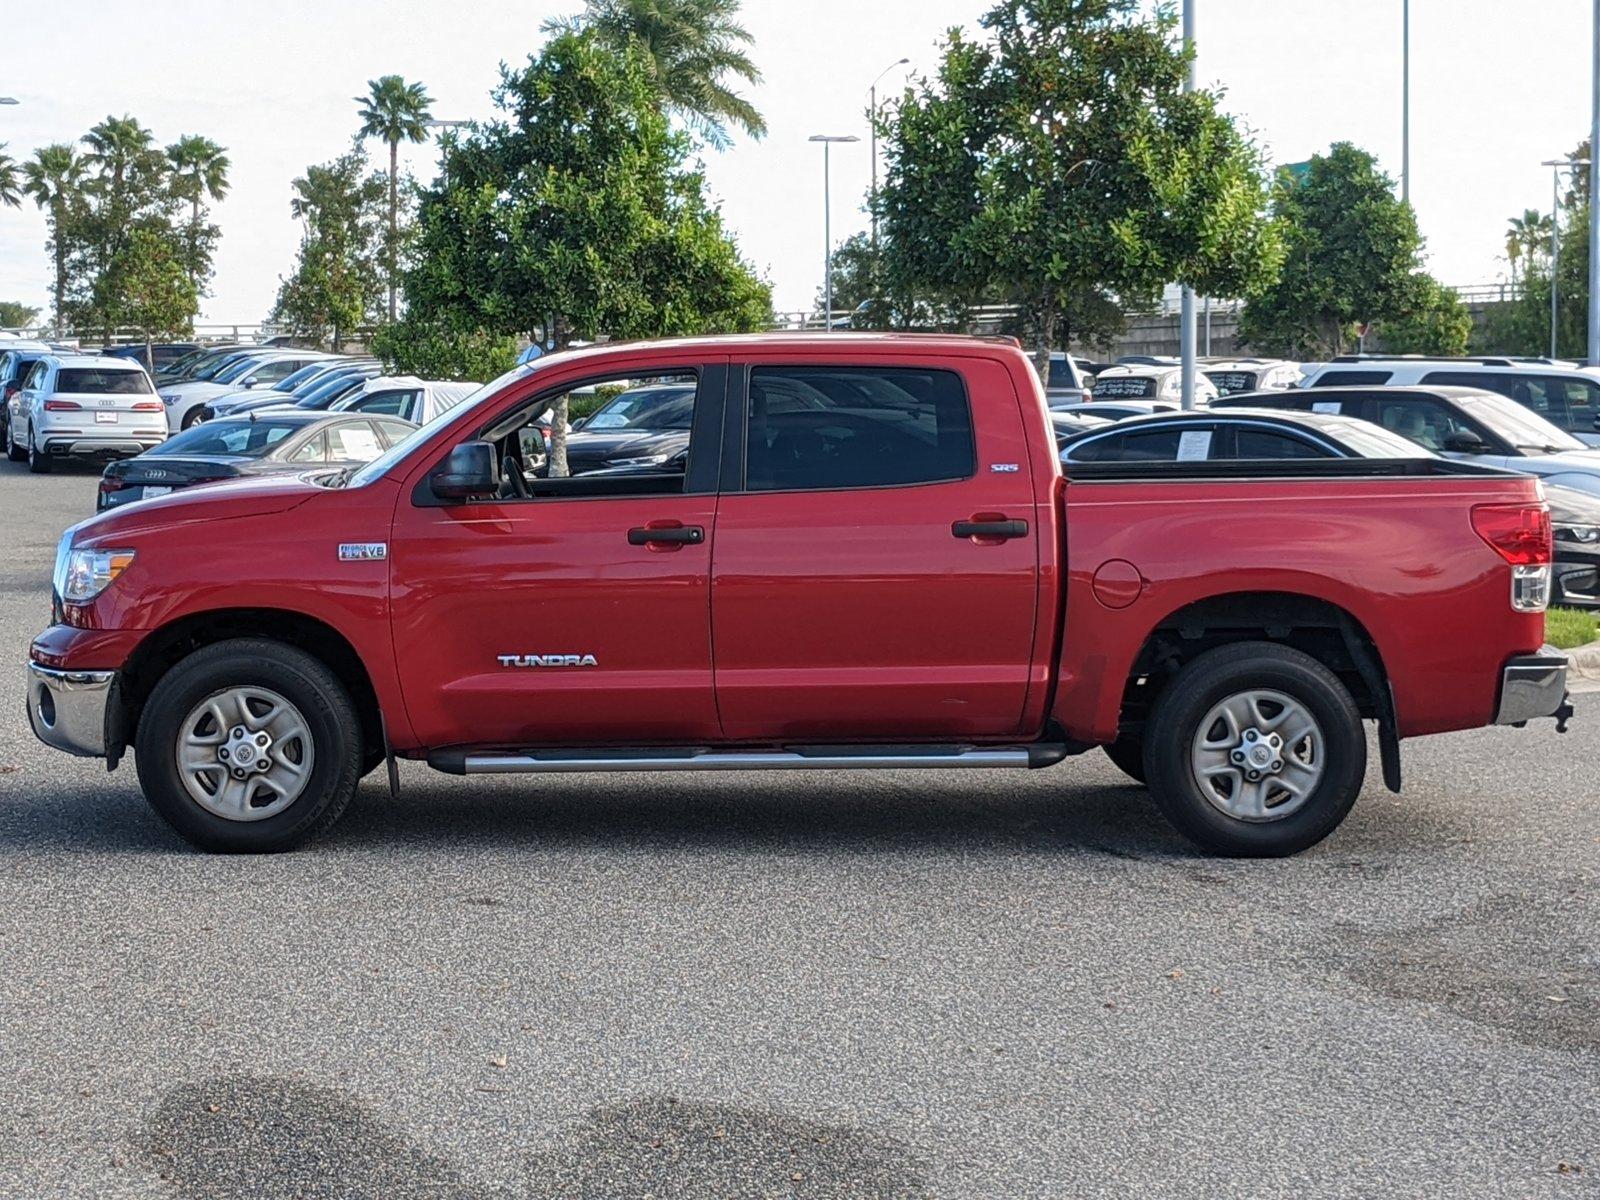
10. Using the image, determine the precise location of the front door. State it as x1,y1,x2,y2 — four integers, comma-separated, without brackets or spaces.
710,356,1042,742
388,363,726,748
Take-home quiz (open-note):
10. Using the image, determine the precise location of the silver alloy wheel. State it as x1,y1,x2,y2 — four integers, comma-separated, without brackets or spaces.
1189,688,1324,822
175,685,315,822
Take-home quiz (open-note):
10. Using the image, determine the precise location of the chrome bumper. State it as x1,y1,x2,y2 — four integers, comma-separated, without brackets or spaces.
26,662,115,756
1494,650,1570,726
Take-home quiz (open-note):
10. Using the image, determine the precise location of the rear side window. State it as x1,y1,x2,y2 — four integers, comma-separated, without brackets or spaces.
349,389,417,417
1423,370,1600,433
745,366,974,491
1312,370,1392,387
55,368,152,394
1046,358,1080,389
1069,429,1184,462
1232,428,1331,459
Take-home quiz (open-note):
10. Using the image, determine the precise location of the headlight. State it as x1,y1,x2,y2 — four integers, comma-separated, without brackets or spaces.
161,393,180,406
54,540,136,604
1555,523,1600,545
604,453,671,468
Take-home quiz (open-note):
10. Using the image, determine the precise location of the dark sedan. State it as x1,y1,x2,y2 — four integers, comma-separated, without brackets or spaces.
96,412,415,511
1549,484,1600,608
1059,407,1434,464
561,383,695,475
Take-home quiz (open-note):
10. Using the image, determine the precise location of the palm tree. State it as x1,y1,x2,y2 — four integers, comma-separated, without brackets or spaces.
22,144,88,329
0,146,20,208
83,114,155,196
546,0,766,149
355,75,432,322
167,135,231,285
1506,208,1553,283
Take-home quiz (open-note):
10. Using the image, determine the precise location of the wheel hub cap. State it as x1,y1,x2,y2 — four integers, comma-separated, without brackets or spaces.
1190,689,1324,822
176,686,314,822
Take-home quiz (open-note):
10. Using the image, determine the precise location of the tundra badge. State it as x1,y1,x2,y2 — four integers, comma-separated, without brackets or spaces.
498,654,599,668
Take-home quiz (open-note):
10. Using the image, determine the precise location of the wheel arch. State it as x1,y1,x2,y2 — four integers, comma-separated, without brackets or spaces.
112,608,383,770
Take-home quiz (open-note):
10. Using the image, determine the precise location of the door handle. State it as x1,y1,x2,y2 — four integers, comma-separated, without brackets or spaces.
952,518,1028,540
628,524,705,546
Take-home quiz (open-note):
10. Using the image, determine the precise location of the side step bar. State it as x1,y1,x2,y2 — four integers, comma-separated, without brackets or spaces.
429,742,1074,776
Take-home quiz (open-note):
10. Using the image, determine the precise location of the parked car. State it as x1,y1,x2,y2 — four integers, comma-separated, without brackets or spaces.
155,344,253,383
200,361,382,422
0,341,54,445
558,380,697,475
96,411,416,511
101,343,200,374
158,351,332,431
1214,385,1600,496
1546,484,1600,608
27,334,1568,857
1048,410,1115,449
1037,352,1095,404
1048,399,1178,421
1299,356,1600,444
330,375,481,426
1060,408,1433,464
7,354,165,471
1091,363,1219,405
1203,358,1302,396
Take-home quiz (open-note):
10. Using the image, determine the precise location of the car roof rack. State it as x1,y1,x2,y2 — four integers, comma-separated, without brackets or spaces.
1327,354,1568,367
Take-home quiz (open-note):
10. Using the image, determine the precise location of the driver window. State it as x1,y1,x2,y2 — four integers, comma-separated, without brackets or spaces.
485,371,700,500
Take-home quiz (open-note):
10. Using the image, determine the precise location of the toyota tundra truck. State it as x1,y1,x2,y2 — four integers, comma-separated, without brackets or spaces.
27,334,1572,856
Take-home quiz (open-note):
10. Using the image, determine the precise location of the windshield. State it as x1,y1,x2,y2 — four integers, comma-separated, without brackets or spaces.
582,386,696,431
274,363,335,393
215,356,276,384
147,418,305,458
346,364,531,488
294,372,364,407
1457,392,1586,452
1319,419,1435,459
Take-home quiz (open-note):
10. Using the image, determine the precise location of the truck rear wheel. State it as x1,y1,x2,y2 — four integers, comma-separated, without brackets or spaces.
134,638,363,852
1142,642,1366,857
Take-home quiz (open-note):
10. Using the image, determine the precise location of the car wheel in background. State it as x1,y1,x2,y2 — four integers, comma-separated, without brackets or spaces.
134,638,364,853
6,417,25,463
180,407,204,430
26,426,50,474
1142,641,1365,857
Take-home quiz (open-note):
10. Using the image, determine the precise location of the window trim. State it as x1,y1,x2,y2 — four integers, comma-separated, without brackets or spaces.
730,360,979,495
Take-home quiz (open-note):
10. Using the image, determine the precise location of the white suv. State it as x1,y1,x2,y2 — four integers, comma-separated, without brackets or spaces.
1299,357,1600,446
7,354,167,473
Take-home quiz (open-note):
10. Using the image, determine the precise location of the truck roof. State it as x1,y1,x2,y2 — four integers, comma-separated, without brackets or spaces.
540,331,1026,362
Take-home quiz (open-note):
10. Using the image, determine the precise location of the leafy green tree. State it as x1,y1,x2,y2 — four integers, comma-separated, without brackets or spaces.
1238,143,1425,358
1374,274,1472,356
393,31,771,470
166,135,231,288
0,301,40,328
875,0,1280,376
1505,208,1551,283
545,0,764,148
93,226,197,343
271,146,388,349
0,146,19,207
356,75,433,321
369,321,518,381
21,144,88,328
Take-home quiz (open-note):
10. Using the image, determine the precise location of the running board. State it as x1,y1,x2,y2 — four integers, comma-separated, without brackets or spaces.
428,742,1073,776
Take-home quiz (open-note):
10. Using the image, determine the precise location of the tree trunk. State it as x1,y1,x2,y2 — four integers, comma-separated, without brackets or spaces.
189,195,201,288
388,139,399,323
546,322,570,477
52,206,66,337
1033,290,1057,383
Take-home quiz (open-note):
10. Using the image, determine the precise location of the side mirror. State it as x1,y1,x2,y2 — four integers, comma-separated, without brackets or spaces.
431,440,499,500
570,417,588,432
242,378,258,389
1442,430,1489,454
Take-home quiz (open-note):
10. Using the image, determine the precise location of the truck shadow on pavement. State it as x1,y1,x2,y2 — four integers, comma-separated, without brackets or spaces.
139,1074,930,1200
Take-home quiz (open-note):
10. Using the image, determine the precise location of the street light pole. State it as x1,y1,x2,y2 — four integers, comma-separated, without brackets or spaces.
868,59,909,250
1542,158,1588,358
1179,0,1198,409
1590,0,1600,365
1402,0,1410,206
810,134,860,330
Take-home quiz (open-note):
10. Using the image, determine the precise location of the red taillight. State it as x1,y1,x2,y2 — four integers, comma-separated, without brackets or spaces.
98,476,123,494
131,400,163,412
44,399,82,412
1471,503,1552,566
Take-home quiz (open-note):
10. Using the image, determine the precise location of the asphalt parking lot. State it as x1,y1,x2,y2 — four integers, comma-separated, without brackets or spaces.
0,460,1596,1199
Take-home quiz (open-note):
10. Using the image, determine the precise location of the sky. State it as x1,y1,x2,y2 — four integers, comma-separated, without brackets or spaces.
0,0,1595,327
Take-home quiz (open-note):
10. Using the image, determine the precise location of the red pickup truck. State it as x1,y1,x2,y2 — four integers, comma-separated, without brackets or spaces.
28,334,1570,856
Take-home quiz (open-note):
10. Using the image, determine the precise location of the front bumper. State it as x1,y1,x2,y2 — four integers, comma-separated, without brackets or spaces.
1494,650,1571,726
27,662,115,756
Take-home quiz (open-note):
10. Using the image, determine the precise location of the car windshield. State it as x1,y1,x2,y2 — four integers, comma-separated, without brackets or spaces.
1093,375,1157,399
582,387,696,431
189,353,252,382
1046,358,1079,389
1456,392,1587,452
215,356,276,384
274,363,334,393
147,418,305,458
345,365,530,488
295,373,363,407
1319,419,1436,458
56,367,152,394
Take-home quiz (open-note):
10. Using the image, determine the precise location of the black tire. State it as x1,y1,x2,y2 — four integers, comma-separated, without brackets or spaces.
6,419,25,462
134,638,364,852
1102,736,1147,784
1143,641,1366,857
26,427,49,474
180,407,203,430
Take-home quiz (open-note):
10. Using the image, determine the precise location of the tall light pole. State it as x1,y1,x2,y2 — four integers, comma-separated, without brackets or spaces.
868,58,909,249
1402,0,1410,205
1590,0,1600,365
810,135,859,329
1179,0,1198,409
1542,157,1588,359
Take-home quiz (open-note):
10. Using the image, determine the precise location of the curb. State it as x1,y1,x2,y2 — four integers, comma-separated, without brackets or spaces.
1564,639,1600,692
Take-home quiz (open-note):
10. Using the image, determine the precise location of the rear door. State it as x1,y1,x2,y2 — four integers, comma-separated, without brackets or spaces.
710,354,1041,741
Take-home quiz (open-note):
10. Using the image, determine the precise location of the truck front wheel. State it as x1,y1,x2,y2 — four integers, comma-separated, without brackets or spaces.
134,638,364,852
1142,642,1366,857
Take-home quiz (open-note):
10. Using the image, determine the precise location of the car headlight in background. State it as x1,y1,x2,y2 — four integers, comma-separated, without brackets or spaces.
1555,523,1600,545
53,536,136,604
603,453,672,468
161,393,181,406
